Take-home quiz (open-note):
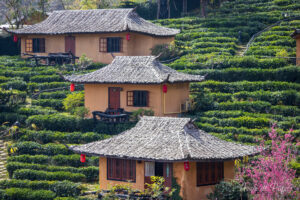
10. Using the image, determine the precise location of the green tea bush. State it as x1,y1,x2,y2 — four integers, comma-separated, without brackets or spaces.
32,99,64,111
6,162,98,182
9,141,72,156
19,130,109,144
8,154,99,168
18,106,57,116
191,81,300,93
13,169,86,182
0,112,26,124
39,91,70,99
30,75,62,83
0,80,27,91
3,187,56,200
0,180,82,197
216,101,271,113
27,82,69,92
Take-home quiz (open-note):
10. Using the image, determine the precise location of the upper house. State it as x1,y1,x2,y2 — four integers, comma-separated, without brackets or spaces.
291,29,300,66
8,9,180,64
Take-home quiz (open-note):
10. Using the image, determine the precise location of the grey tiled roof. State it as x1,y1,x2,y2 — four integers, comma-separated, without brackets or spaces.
64,56,204,84
70,116,258,161
9,9,179,36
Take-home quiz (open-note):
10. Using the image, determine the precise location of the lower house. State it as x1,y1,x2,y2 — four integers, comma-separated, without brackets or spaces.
70,116,258,200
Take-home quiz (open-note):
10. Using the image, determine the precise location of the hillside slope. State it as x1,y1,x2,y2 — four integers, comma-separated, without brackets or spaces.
154,0,300,144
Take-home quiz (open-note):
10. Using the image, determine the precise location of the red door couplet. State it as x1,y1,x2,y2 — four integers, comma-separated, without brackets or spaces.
65,36,75,55
108,87,121,110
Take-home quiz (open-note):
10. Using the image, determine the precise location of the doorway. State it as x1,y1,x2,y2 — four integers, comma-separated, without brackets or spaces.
65,36,75,55
108,87,121,110
144,162,173,189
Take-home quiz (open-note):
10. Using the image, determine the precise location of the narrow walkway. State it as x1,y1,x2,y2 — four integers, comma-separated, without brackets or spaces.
0,140,8,180
236,45,247,56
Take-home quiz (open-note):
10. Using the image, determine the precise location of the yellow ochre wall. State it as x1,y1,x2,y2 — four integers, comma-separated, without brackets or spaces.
84,82,190,117
99,157,145,191
173,161,235,200
98,159,235,200
20,33,174,64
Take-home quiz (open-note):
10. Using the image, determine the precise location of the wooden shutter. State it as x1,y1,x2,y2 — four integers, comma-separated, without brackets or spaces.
99,38,107,52
25,39,33,52
127,91,133,106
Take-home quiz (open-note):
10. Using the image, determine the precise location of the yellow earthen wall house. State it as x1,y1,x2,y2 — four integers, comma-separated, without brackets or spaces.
71,117,257,200
84,82,190,117
10,8,179,64
98,157,235,200
19,33,174,64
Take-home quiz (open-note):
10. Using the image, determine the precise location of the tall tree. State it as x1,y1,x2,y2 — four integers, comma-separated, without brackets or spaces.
0,0,33,28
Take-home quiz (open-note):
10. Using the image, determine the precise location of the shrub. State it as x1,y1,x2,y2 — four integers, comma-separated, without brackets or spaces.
19,130,109,144
63,92,84,112
39,91,69,99
0,80,27,91
18,106,57,116
9,141,72,156
207,181,248,200
13,169,86,182
32,99,64,111
6,162,98,182
4,187,56,200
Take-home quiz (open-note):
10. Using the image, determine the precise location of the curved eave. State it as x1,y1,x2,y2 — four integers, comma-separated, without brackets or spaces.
7,29,180,38
70,148,259,162
63,79,205,85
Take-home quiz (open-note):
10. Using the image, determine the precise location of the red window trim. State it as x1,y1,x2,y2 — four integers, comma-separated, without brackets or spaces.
107,158,136,182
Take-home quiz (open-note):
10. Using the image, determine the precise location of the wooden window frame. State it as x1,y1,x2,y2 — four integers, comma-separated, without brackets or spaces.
99,37,107,52
29,38,45,53
25,39,33,53
196,161,224,186
107,158,136,182
127,90,149,107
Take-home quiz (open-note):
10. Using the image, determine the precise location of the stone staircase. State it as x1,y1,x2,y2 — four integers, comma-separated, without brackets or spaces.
0,140,8,180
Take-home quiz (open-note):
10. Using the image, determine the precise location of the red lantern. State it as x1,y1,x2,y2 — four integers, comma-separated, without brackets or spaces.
70,83,75,92
80,154,86,163
13,35,18,43
163,84,168,93
126,33,130,41
184,162,190,171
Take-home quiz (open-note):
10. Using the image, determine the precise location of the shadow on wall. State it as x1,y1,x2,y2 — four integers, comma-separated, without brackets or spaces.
0,36,20,56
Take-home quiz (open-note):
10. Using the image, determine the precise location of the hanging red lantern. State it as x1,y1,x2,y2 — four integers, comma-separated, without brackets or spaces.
80,154,86,163
163,84,168,93
126,33,130,41
13,35,18,43
70,83,75,92
184,162,190,171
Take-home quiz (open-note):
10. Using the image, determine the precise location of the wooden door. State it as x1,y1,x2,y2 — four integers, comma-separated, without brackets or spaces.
65,36,75,55
108,87,120,109
163,163,173,190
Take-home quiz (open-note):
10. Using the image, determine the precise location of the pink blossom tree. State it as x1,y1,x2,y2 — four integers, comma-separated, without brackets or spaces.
236,126,299,200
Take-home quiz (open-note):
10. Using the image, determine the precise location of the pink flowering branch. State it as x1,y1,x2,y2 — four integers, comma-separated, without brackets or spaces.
236,126,298,200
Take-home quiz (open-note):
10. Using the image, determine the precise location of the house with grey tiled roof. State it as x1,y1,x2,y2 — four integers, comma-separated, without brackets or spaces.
8,8,180,63
70,116,258,200
64,56,204,117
